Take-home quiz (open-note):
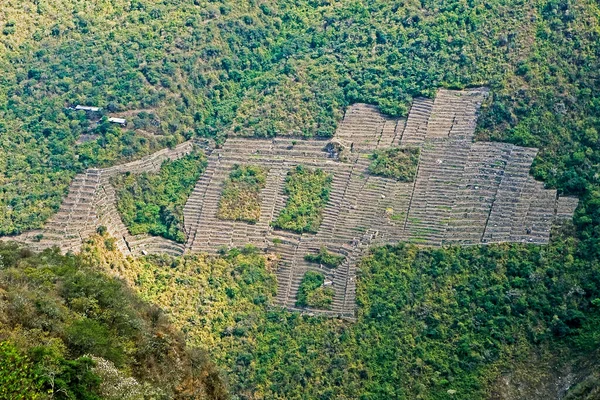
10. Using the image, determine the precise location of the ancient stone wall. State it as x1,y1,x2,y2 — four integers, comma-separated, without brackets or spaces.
2,89,578,319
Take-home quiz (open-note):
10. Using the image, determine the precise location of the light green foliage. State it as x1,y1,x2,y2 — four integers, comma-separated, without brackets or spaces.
273,165,332,233
127,246,277,348
368,147,420,181
119,233,599,398
304,246,345,268
0,342,42,399
218,164,268,223
112,151,206,242
296,271,334,309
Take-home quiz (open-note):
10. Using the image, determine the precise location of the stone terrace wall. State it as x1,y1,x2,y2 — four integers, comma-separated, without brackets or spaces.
4,141,195,256
178,88,577,319
2,88,579,320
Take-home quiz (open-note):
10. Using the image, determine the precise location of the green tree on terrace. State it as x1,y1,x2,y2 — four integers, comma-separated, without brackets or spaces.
272,165,332,233
304,246,345,268
368,147,420,181
296,270,334,309
112,151,207,242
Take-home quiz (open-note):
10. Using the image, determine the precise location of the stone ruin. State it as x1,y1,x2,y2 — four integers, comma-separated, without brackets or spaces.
3,88,579,319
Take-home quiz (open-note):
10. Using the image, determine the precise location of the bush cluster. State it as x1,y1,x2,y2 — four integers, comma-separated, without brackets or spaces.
112,151,206,243
272,165,332,233
218,164,268,223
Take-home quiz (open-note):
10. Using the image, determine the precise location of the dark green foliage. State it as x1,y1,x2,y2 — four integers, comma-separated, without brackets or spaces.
273,166,332,233
296,271,334,309
368,147,420,181
3,0,576,234
304,246,345,268
218,164,268,223
112,151,206,242
186,238,599,399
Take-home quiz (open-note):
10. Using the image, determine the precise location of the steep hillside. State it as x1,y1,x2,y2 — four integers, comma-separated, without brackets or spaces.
0,0,599,399
70,232,600,399
1,0,598,235
0,240,227,399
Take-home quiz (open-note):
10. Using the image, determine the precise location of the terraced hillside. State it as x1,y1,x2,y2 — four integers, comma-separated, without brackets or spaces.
1,88,578,319
2,141,199,256
185,88,578,319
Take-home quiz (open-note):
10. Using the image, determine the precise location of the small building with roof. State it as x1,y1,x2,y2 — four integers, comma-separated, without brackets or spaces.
108,117,127,127
75,105,102,112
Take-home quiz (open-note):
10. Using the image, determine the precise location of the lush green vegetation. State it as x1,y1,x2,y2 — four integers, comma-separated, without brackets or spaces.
0,239,227,399
0,341,44,400
4,0,597,235
217,164,268,223
84,228,596,398
1,0,600,397
112,151,206,242
296,271,335,309
272,165,332,233
368,147,420,181
304,246,345,268
1,235,599,397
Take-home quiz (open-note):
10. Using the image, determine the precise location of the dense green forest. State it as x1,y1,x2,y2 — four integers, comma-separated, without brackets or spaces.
56,228,598,399
1,0,600,398
0,239,227,399
112,151,206,242
1,0,597,235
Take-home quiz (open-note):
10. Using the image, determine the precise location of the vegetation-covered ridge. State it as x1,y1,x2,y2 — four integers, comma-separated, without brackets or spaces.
112,150,206,243
272,165,332,233
217,164,268,223
0,239,227,400
368,147,420,181
304,246,345,268
74,227,600,399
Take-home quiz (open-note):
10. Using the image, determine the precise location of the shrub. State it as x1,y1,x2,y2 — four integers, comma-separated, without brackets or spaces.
296,271,334,309
304,246,345,268
112,151,206,243
273,166,332,233
217,164,268,223
0,342,42,399
368,147,420,181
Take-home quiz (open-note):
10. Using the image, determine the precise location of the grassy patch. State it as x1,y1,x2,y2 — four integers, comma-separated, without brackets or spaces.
272,166,332,233
304,246,345,268
296,271,334,309
217,164,268,224
390,212,406,221
368,147,420,181
112,151,206,243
